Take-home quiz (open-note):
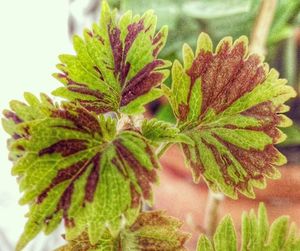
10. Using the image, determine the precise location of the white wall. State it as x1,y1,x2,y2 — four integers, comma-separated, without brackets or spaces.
0,1,73,250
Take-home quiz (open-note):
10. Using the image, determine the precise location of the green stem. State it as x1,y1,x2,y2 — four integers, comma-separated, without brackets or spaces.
156,142,172,158
249,0,277,55
284,32,297,88
204,191,224,238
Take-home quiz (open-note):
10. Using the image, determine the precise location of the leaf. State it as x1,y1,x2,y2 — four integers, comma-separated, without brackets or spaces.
197,235,214,251
57,211,190,251
54,230,114,251
155,104,176,124
52,1,170,115
268,0,300,44
2,93,56,161
213,216,237,251
5,100,160,250
166,32,296,198
201,0,260,42
280,124,300,146
120,211,190,250
183,0,251,20
121,0,181,30
141,118,193,145
120,0,200,59
197,203,300,251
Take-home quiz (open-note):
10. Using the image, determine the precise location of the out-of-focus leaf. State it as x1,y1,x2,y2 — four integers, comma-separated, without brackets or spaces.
120,0,200,58
121,0,180,30
201,0,260,42
166,33,296,198
280,124,300,146
268,0,300,44
183,0,251,20
155,103,176,123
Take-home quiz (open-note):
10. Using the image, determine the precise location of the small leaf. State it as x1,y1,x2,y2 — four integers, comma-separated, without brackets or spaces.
4,100,160,250
197,203,300,251
167,32,296,198
120,211,190,250
141,118,193,145
54,230,114,251
197,235,214,251
55,211,190,251
267,216,289,250
52,1,170,115
213,216,237,251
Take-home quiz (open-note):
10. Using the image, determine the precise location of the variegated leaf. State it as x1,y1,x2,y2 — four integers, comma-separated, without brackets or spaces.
55,211,190,251
54,230,114,251
53,1,170,115
2,92,56,161
166,32,296,198
120,211,190,251
197,203,300,251
4,98,160,250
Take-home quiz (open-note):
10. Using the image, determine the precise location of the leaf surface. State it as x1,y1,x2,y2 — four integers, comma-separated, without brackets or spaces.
141,118,193,146
4,96,160,250
56,211,190,251
120,211,190,251
166,33,296,198
52,1,170,115
197,203,300,251
2,93,55,161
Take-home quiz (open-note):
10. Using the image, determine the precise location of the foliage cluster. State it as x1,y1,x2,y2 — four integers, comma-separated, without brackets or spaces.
2,1,300,250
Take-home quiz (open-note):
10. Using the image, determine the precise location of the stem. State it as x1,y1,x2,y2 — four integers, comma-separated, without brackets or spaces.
284,32,297,88
156,142,171,158
204,191,224,238
249,0,277,55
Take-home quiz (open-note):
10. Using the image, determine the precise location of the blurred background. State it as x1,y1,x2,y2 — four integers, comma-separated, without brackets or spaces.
0,0,300,250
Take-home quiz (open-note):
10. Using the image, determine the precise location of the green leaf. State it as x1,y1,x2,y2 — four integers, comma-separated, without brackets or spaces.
54,230,114,251
166,32,296,198
2,93,56,161
268,0,300,44
52,0,170,115
197,235,214,251
56,211,190,251
5,100,160,250
141,118,193,146
120,211,190,250
183,0,251,20
213,216,237,251
279,124,300,146
120,0,200,59
197,203,300,251
121,0,181,30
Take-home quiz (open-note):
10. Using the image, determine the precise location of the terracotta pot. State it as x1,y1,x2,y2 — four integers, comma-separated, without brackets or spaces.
154,145,300,250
